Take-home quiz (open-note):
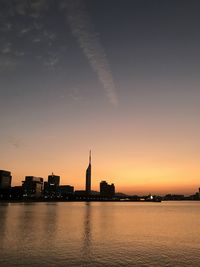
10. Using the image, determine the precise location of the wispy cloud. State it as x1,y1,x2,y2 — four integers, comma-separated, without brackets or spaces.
14,0,49,17
0,41,25,71
19,27,32,35
1,23,12,32
1,42,12,54
43,52,59,69
15,1,27,16
7,136,23,149
65,0,118,106
0,55,17,71
33,38,41,43
69,87,85,102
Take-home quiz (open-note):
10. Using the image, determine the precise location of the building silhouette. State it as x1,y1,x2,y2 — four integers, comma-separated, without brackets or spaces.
100,180,115,198
48,173,60,186
22,176,43,199
85,150,92,195
0,170,12,189
193,187,200,200
44,173,60,198
0,170,12,199
11,186,23,200
58,185,74,198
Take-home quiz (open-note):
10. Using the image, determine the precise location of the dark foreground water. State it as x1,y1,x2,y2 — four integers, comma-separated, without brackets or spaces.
0,201,200,267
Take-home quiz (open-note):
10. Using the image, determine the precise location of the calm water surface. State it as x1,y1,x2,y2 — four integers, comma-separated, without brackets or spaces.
0,201,200,267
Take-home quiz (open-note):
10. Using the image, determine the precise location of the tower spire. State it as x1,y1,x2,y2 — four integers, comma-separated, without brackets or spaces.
89,150,91,164
85,150,92,194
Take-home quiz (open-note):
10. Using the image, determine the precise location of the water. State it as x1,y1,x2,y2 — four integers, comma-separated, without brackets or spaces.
0,201,200,267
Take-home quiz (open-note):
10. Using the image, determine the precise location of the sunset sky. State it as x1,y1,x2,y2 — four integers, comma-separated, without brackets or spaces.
1,0,200,195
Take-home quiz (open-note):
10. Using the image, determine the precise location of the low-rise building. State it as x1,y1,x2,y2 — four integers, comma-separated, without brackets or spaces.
22,176,43,199
58,185,74,198
100,180,115,198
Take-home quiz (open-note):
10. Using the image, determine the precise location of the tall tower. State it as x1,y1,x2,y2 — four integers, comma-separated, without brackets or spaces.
85,150,91,194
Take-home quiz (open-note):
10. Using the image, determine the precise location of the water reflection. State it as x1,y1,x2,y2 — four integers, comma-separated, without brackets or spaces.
16,203,39,244
0,202,200,267
0,203,9,246
82,202,92,261
42,203,58,246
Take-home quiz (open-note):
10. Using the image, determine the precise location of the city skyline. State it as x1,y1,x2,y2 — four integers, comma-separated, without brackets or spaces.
1,0,200,195
1,146,199,196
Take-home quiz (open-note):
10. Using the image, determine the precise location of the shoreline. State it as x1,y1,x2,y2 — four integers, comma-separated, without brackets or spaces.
0,199,199,204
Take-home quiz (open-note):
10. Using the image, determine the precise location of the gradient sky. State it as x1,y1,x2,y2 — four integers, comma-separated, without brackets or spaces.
1,0,200,195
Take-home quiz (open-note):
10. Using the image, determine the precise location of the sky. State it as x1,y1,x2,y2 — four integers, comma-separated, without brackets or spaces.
1,0,200,195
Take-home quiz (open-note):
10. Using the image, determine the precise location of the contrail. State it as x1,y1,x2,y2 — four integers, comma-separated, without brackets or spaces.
65,0,118,106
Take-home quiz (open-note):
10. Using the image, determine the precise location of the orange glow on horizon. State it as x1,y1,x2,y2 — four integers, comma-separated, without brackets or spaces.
7,153,200,196
2,111,200,196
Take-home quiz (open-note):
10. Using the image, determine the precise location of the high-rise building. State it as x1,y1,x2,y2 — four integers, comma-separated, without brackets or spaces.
0,170,12,189
48,173,60,187
45,173,61,198
100,180,115,198
22,176,43,199
85,150,91,194
0,170,12,199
